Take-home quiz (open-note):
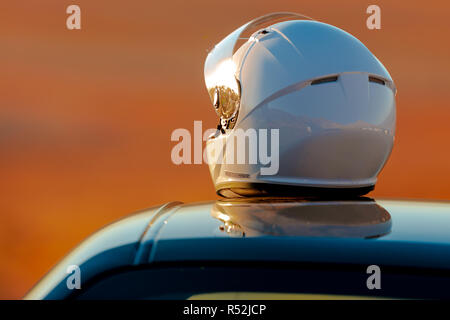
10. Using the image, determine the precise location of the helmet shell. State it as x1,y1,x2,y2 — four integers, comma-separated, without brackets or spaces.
205,16,396,197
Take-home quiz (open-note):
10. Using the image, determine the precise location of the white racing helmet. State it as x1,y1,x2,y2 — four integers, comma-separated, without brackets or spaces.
204,12,396,198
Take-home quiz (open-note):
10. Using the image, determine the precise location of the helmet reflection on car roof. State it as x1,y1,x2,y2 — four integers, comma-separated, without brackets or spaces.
211,198,392,239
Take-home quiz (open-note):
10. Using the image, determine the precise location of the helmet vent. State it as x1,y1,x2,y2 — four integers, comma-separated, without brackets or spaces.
369,76,385,85
310,76,338,85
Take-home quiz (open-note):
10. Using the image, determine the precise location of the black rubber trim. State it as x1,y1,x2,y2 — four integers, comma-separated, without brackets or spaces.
216,182,375,199
67,260,450,300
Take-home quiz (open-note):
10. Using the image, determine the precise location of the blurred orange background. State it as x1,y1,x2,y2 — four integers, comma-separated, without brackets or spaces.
0,0,449,299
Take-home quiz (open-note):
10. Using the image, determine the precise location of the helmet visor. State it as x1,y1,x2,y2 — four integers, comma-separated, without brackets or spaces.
204,12,314,121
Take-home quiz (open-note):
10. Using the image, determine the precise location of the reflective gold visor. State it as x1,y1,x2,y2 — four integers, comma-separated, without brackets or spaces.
204,12,314,121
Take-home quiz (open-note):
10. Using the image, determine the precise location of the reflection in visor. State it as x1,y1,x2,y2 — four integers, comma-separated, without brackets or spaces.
204,12,314,122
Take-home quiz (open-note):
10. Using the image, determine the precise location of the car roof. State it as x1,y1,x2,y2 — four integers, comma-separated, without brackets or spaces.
148,199,450,268
155,199,450,243
25,198,450,299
